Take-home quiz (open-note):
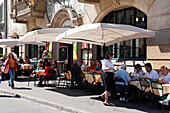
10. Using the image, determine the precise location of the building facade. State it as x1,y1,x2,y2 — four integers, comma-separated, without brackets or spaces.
9,0,170,70
0,1,5,54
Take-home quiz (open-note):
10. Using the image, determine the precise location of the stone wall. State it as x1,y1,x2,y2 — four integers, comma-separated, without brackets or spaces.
147,0,170,69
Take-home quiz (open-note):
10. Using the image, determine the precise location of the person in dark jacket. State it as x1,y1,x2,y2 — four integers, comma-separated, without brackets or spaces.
70,60,82,89
42,50,50,69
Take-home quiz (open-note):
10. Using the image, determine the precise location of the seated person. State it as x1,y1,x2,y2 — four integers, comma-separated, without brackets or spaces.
18,56,24,64
91,60,102,74
78,60,85,71
159,66,170,84
51,60,57,76
115,64,132,102
143,63,159,83
0,59,5,67
37,60,44,70
0,59,9,80
70,60,82,88
132,64,145,80
87,60,96,71
24,56,31,64
39,62,53,85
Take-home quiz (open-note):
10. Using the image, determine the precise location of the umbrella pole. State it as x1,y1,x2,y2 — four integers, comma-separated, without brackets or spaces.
124,42,126,65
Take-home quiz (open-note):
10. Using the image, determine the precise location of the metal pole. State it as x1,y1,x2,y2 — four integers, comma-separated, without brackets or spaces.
124,42,126,65
4,0,7,39
4,0,7,55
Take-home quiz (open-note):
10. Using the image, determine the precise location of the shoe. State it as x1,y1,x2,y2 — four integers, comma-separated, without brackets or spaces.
159,99,169,105
122,97,125,102
120,97,123,101
125,98,129,103
103,102,113,106
11,86,14,89
99,96,104,102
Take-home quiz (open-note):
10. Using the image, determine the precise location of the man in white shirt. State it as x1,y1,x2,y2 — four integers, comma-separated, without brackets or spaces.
144,63,159,82
160,66,170,83
78,60,85,71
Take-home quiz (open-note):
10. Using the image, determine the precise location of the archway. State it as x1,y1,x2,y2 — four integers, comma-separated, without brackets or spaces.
93,0,154,23
97,7,147,61
48,8,83,28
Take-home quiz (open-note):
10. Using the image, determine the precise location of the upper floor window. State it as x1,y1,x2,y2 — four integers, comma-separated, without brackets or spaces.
101,7,147,60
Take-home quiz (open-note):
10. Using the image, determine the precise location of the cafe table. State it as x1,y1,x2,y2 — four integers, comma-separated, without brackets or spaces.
130,80,141,90
20,64,34,70
85,74,102,84
152,83,170,96
130,80,170,96
35,70,45,77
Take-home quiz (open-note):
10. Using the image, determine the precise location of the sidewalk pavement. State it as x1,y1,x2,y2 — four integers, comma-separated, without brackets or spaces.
0,79,166,113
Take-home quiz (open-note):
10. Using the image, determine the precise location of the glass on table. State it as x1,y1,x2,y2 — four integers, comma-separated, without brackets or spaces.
158,76,163,83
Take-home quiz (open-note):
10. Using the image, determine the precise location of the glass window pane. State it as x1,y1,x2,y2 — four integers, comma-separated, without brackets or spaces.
125,40,132,58
125,9,133,25
101,46,104,57
136,38,144,57
135,9,147,28
89,50,92,59
117,43,120,58
117,10,125,24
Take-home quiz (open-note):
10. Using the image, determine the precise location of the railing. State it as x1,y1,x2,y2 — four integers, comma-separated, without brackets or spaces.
12,0,45,22
78,0,100,3
17,5,30,17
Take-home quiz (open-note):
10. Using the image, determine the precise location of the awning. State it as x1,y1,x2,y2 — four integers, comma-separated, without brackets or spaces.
19,28,71,43
55,23,155,46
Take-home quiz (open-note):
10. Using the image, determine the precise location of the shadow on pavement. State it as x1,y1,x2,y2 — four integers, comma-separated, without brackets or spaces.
14,87,32,90
0,94,21,98
46,87,101,97
90,96,169,113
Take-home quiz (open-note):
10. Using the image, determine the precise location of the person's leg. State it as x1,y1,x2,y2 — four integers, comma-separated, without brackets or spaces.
126,86,133,99
11,68,15,88
8,68,12,86
44,76,46,84
105,91,110,104
9,67,15,88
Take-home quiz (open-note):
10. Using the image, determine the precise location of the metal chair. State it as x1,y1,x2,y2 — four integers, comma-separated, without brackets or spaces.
27,69,37,86
150,80,168,113
139,78,150,106
115,77,127,98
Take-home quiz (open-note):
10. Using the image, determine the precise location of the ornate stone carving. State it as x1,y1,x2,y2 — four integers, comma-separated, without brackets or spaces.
113,0,120,6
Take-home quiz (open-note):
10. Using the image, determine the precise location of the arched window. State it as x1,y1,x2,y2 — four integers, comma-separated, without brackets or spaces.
100,7,147,60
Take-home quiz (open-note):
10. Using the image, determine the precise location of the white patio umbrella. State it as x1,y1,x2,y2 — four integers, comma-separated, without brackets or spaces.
0,39,45,47
55,23,155,46
0,39,20,46
19,28,71,43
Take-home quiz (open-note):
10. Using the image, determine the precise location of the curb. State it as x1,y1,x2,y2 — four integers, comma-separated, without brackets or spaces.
0,88,90,113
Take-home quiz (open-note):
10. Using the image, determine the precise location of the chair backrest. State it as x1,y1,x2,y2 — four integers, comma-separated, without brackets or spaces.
140,78,150,91
115,77,126,85
47,68,53,76
151,80,163,96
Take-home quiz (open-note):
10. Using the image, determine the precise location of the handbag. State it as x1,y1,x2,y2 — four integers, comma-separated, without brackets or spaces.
1,67,8,74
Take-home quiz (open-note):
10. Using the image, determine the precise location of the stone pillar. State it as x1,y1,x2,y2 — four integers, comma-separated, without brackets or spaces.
77,42,82,61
